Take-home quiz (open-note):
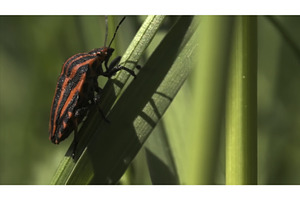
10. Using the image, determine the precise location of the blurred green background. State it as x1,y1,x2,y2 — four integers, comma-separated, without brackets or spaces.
0,16,300,184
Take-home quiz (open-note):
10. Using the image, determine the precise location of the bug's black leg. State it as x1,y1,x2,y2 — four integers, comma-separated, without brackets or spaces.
102,65,136,78
72,119,79,159
136,65,142,70
94,83,103,94
116,66,137,78
71,107,89,158
74,106,89,119
93,90,110,123
103,56,137,78
105,56,121,71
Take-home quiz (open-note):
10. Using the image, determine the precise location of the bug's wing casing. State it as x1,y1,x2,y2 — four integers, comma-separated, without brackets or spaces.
49,53,96,144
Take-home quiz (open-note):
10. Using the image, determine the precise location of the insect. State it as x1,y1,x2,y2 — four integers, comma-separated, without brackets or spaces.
49,16,137,157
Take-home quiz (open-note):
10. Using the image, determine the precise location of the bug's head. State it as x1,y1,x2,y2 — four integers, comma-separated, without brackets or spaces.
103,47,115,66
105,47,114,57
92,47,114,59
88,47,114,60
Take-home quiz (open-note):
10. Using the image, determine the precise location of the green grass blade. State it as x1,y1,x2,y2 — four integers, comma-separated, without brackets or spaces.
187,16,235,184
144,122,180,184
78,15,198,185
50,15,165,185
225,16,257,185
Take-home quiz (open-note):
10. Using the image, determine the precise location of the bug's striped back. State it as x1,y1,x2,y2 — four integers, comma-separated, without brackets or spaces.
49,51,100,144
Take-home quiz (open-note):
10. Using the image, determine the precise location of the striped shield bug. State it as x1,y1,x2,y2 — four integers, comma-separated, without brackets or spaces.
49,16,137,157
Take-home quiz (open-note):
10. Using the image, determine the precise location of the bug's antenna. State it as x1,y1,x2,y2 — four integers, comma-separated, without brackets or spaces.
108,16,126,48
104,16,108,47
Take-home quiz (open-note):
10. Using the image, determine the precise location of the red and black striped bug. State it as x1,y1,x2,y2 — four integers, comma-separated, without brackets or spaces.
49,16,136,157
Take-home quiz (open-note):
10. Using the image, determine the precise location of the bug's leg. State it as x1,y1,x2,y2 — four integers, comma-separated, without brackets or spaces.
72,118,79,159
94,82,103,95
103,65,136,78
115,66,137,78
71,107,89,158
136,65,142,70
103,56,137,78
105,56,121,71
93,86,110,123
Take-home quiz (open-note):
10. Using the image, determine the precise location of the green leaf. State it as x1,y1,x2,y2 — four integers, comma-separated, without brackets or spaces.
144,122,180,184
225,16,257,185
181,16,235,184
